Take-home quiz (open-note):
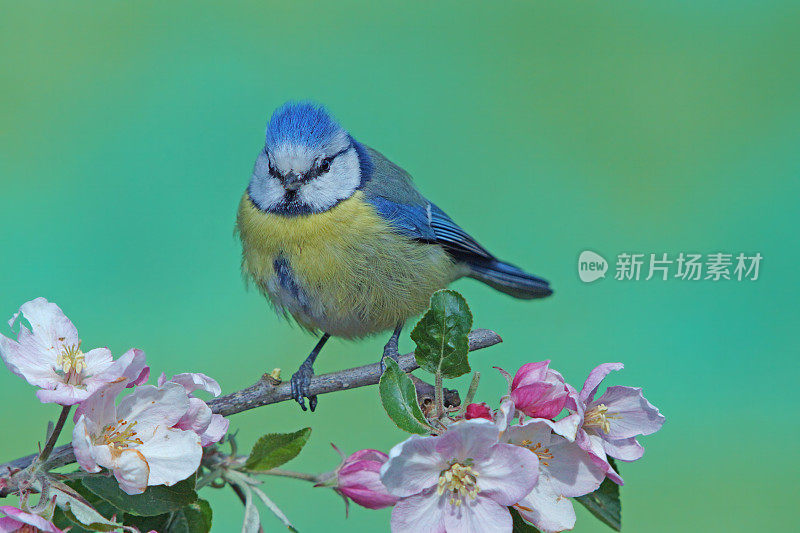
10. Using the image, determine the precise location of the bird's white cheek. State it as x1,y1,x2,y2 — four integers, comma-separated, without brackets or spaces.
299,152,360,211
249,174,287,210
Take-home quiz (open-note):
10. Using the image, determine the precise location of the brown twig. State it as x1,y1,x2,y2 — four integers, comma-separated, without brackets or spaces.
0,329,502,481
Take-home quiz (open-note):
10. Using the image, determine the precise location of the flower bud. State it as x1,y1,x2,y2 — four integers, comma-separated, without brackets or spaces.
464,402,492,420
509,360,569,419
329,449,398,510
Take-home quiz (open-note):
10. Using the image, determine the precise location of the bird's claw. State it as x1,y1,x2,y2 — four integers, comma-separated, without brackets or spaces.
290,362,317,412
380,345,401,374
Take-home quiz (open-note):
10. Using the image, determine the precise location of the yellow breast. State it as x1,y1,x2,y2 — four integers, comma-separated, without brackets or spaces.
236,191,460,337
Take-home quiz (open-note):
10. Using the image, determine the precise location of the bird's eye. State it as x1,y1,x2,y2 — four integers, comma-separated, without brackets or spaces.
267,160,281,179
318,158,332,173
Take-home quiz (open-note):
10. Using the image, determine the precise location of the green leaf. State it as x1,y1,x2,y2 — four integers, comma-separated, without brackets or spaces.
411,289,473,378
82,473,198,517
123,500,212,533
245,427,312,470
510,506,542,532
379,357,431,434
122,513,170,533
575,459,621,531
170,499,213,533
50,479,122,532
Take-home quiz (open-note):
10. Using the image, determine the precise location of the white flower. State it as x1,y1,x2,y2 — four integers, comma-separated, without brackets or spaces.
158,372,229,446
72,378,202,495
503,420,605,532
0,298,148,405
380,419,539,533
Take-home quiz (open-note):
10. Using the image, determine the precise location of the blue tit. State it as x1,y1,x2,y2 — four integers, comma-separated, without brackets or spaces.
237,102,552,411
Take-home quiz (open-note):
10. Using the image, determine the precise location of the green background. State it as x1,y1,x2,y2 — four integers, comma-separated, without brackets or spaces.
1,1,798,531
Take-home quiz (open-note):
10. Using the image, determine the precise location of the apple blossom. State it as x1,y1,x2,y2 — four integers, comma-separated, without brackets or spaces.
499,361,570,421
495,393,581,442
573,363,665,484
318,447,398,510
381,419,539,533
0,298,149,405
72,378,202,495
157,372,229,446
502,420,605,533
0,506,63,533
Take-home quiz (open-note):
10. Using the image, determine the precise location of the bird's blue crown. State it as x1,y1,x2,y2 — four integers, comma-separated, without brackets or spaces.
265,102,343,149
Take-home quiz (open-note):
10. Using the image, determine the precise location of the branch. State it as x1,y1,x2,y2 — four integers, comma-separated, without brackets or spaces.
0,329,501,481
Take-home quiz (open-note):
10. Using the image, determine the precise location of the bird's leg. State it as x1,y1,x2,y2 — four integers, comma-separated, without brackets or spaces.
380,323,404,373
290,333,330,412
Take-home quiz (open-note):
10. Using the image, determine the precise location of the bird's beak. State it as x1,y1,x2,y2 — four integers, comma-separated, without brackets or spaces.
283,173,303,191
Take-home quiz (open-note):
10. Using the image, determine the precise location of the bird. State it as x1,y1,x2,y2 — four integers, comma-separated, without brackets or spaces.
237,102,552,411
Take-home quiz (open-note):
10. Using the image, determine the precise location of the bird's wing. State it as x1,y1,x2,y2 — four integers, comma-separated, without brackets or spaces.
361,146,493,260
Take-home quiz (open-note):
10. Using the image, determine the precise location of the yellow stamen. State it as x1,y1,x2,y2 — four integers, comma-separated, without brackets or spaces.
583,403,620,434
57,342,87,375
101,420,144,455
520,439,553,466
437,463,480,506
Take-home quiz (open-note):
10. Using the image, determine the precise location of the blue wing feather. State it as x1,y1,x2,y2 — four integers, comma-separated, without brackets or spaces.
367,196,492,259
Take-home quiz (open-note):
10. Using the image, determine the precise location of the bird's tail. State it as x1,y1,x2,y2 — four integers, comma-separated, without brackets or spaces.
465,258,553,299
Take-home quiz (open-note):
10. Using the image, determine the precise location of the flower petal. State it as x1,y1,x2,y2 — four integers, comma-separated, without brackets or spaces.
545,438,605,497
82,347,114,375
602,436,644,461
113,449,151,495
94,348,149,387
515,476,577,533
116,383,190,433
72,416,101,473
134,426,202,487
475,442,539,505
579,363,623,403
434,419,500,463
18,298,79,348
381,435,446,498
494,398,517,432
76,378,127,428
593,386,664,438
36,384,91,405
200,414,229,447
167,373,222,397
390,490,446,533
174,397,213,434
443,495,513,533
0,333,57,388
0,506,64,533
511,361,551,389
576,430,624,485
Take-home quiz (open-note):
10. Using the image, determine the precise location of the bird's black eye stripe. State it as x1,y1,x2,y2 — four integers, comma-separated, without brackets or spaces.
312,144,352,177
266,153,282,179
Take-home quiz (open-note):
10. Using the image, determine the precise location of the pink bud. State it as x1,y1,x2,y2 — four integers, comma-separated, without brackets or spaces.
464,402,492,420
509,360,569,420
335,449,398,510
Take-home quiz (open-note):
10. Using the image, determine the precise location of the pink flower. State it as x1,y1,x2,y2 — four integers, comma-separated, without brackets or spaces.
464,402,492,420
572,363,665,484
380,419,539,533
500,361,570,421
323,447,398,510
0,298,148,405
0,506,63,533
502,420,605,532
157,373,228,447
72,378,202,495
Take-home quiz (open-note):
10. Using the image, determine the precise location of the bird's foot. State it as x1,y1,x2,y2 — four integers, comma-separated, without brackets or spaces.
380,344,401,373
290,361,317,412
